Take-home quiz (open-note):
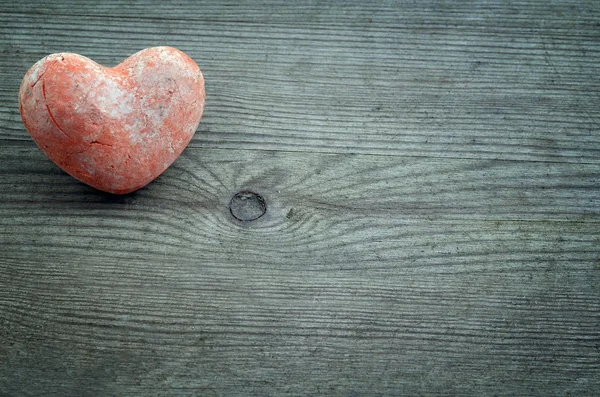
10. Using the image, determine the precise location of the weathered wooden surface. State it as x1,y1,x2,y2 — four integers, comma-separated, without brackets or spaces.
1,1,599,396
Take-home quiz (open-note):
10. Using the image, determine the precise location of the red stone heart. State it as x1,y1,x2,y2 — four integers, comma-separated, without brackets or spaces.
19,46,205,194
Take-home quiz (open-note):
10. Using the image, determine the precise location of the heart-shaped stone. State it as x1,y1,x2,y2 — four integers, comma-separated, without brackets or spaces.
19,46,205,194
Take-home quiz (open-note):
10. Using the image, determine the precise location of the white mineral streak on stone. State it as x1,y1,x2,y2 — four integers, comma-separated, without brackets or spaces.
158,46,181,64
156,47,196,78
93,77,134,119
124,119,144,144
26,59,45,85
79,156,96,176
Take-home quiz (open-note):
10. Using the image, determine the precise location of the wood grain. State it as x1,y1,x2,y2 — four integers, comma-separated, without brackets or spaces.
1,0,599,162
1,142,599,395
1,1,599,396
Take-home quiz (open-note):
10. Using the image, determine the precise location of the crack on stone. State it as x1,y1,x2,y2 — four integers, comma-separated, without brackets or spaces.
42,80,75,143
30,70,46,88
65,140,114,159
90,140,113,148
170,77,183,102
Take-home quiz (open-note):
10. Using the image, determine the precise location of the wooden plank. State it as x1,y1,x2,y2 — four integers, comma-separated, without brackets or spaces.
0,142,598,223
1,0,599,395
0,1,599,162
1,142,599,395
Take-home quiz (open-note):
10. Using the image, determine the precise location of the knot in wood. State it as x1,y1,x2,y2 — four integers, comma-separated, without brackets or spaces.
229,191,266,221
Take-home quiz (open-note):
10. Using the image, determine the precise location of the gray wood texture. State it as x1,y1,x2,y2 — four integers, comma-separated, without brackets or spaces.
1,1,599,396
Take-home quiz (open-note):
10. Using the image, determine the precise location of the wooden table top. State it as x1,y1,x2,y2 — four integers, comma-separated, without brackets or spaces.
1,1,599,395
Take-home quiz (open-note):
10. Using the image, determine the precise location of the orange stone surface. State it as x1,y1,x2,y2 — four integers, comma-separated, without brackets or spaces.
19,46,205,194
